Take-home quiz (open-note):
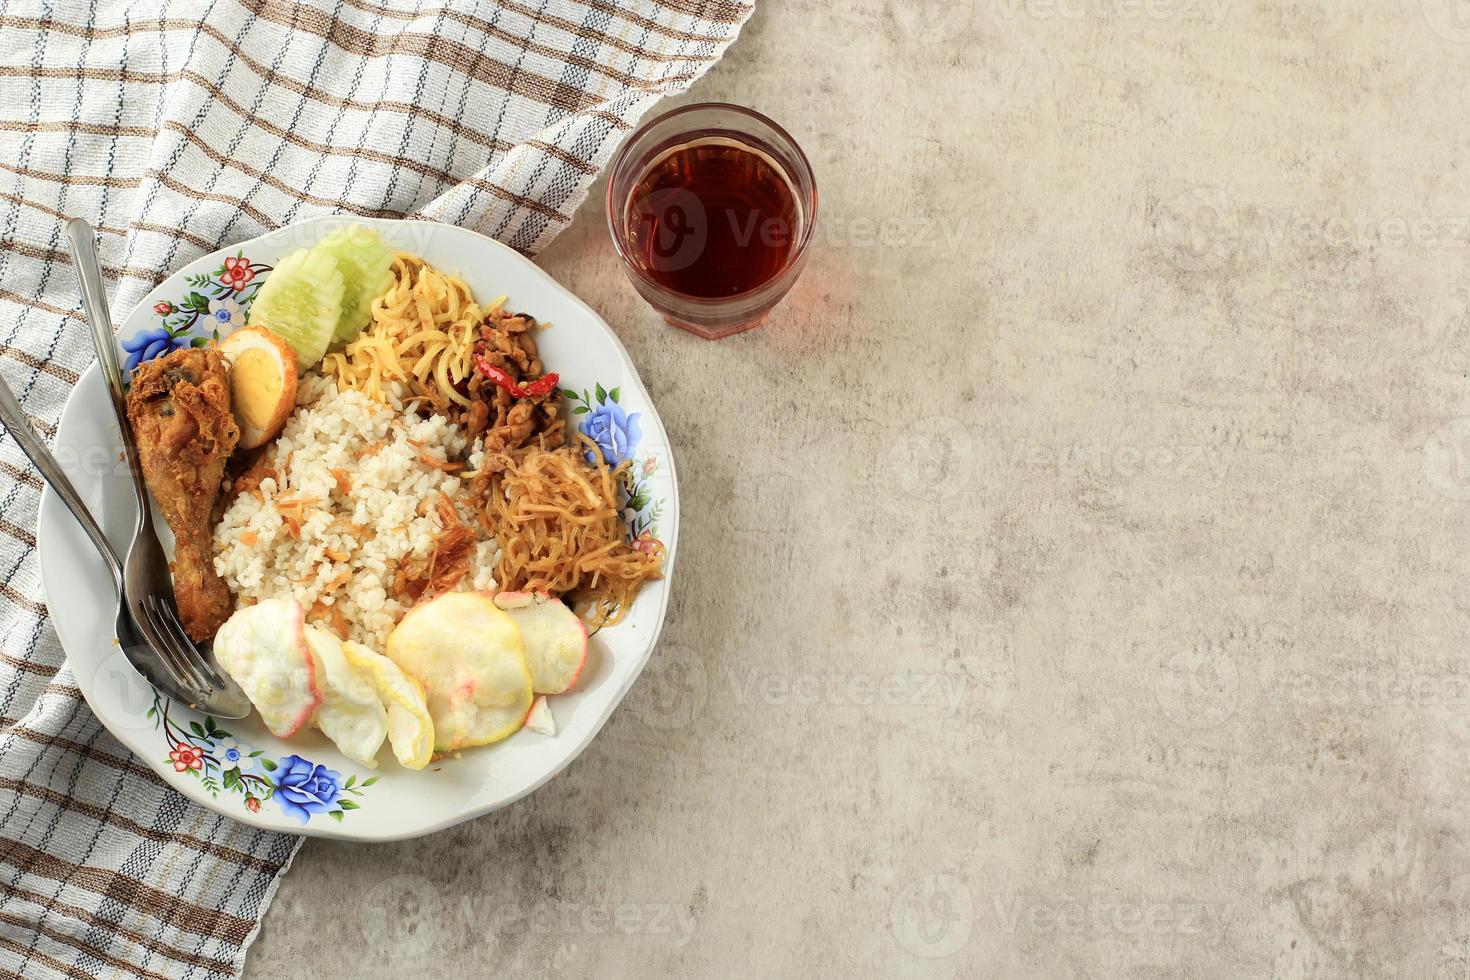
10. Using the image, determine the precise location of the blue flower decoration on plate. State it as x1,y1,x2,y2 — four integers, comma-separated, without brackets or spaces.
121,327,191,374
272,754,343,825
581,400,642,467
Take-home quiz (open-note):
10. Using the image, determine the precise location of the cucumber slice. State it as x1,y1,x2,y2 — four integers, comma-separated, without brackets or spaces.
246,247,344,369
316,225,394,346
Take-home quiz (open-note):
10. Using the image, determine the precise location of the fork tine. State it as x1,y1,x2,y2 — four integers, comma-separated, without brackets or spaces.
140,596,211,694
119,609,196,697
153,597,231,689
148,598,214,694
125,600,193,681
134,620,206,698
139,602,206,694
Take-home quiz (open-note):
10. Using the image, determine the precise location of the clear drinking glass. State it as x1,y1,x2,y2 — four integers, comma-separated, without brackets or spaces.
606,103,818,340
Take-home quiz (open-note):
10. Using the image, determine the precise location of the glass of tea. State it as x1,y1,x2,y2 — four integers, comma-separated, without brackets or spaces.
606,103,818,339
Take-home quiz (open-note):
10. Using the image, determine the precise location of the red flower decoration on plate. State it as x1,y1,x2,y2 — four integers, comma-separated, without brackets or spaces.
632,531,664,556
153,301,173,315
221,256,255,291
169,742,205,772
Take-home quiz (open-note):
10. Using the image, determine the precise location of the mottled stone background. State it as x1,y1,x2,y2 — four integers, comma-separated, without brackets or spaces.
246,1,1470,975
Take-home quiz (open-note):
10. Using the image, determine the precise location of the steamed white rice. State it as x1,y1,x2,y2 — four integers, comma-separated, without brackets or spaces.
213,374,497,650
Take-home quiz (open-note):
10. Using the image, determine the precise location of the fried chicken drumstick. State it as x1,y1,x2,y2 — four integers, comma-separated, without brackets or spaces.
124,348,239,642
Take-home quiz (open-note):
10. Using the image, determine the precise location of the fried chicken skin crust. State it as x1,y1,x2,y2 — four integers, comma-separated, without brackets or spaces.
124,347,239,642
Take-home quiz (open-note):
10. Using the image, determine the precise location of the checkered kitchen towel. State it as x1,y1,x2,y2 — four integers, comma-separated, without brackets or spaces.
0,1,751,976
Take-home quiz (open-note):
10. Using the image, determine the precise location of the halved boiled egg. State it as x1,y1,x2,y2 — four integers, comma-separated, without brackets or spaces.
303,626,388,769
342,640,434,769
219,326,298,449
385,592,532,751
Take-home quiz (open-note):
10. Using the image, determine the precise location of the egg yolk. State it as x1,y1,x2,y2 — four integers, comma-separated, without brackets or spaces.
232,348,283,429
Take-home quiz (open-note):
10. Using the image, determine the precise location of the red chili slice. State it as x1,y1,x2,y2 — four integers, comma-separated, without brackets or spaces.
473,352,560,399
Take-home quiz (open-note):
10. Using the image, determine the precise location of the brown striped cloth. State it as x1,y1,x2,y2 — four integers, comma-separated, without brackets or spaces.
0,1,752,977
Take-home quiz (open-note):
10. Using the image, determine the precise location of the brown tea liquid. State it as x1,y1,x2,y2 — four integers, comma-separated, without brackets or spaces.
625,135,801,298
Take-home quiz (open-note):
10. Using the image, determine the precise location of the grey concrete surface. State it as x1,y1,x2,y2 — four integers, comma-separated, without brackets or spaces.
244,1,1470,976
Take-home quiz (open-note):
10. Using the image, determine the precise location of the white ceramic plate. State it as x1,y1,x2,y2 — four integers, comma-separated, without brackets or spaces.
36,216,678,841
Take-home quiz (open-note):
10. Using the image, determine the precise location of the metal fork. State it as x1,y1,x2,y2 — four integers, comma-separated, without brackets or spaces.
0,218,252,718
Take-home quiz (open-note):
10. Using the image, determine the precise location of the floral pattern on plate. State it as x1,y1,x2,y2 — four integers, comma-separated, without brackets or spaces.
124,253,270,373
150,693,373,825
565,384,665,549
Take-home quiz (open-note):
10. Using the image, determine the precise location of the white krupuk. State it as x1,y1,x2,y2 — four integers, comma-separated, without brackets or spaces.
342,639,435,769
524,696,557,737
212,598,322,737
493,591,589,695
304,626,389,768
386,592,533,751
